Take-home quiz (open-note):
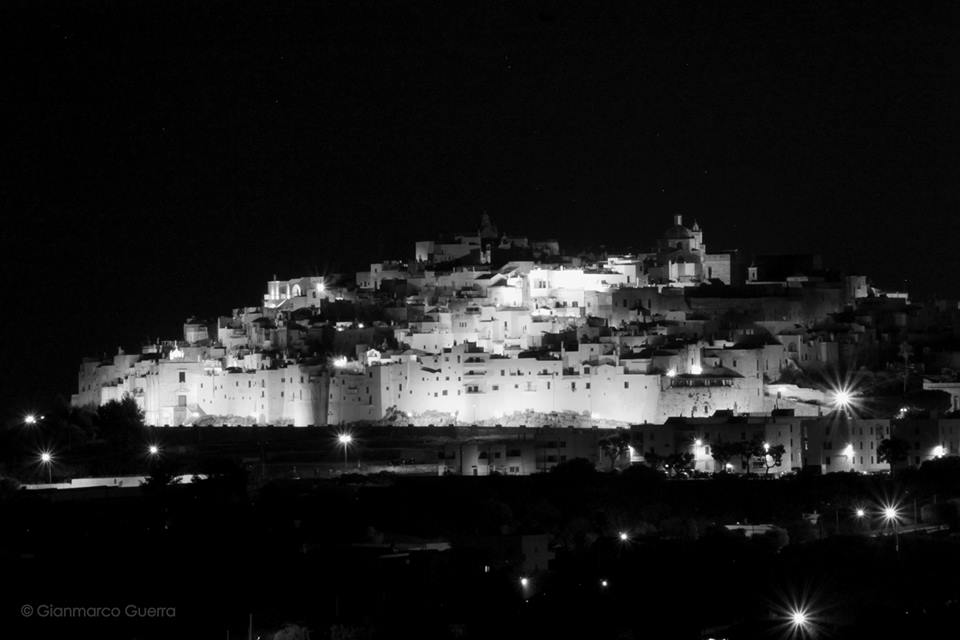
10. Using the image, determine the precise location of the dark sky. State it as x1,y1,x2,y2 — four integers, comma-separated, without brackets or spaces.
2,1,957,418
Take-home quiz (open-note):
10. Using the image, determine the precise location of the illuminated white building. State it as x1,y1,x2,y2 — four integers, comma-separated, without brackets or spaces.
72,214,853,429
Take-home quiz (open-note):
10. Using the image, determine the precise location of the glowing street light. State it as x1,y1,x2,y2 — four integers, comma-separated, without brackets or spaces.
338,433,353,470
690,364,703,375
665,368,677,378
332,356,348,368
855,508,866,518
933,445,946,458
789,607,810,631
148,444,160,456
694,439,703,447
618,531,630,542
763,441,771,453
882,503,902,557
831,386,855,413
24,414,37,426
38,451,53,484
600,579,609,588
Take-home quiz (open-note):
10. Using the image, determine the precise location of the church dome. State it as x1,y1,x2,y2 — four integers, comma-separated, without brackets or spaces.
662,214,694,240
663,224,694,240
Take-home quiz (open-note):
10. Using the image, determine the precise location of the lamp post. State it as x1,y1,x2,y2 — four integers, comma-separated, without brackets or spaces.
338,433,353,471
147,444,160,468
852,506,867,535
39,451,53,484
883,505,901,559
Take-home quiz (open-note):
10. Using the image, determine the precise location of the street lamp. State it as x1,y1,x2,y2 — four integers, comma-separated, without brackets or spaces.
39,451,53,484
832,388,853,410
148,444,160,456
618,531,630,542
933,445,946,458
855,507,865,518
24,414,37,426
789,607,810,633
338,433,353,470
600,579,609,588
519,576,530,599
882,503,902,558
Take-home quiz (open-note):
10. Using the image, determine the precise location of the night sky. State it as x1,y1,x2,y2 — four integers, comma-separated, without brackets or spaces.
2,1,956,418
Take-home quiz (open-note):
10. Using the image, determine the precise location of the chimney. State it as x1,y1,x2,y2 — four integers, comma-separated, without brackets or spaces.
673,214,683,226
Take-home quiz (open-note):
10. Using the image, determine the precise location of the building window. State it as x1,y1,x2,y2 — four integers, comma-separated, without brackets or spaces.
624,381,629,389
178,371,186,383
177,395,187,407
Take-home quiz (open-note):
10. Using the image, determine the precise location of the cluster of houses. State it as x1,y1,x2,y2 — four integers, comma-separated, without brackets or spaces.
70,214,960,473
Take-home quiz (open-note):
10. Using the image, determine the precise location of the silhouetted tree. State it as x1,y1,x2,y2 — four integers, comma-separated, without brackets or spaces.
94,396,146,474
711,441,737,472
599,432,631,471
96,396,145,446
762,443,787,476
878,437,910,467
643,448,665,472
664,451,694,476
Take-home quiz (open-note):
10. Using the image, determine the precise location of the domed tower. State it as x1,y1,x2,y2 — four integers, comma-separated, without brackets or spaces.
658,215,698,253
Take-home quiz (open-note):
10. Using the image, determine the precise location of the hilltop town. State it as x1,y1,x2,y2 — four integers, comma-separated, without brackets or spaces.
69,214,960,474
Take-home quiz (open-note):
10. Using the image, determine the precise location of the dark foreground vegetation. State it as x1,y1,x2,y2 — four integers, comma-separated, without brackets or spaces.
3,458,960,639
